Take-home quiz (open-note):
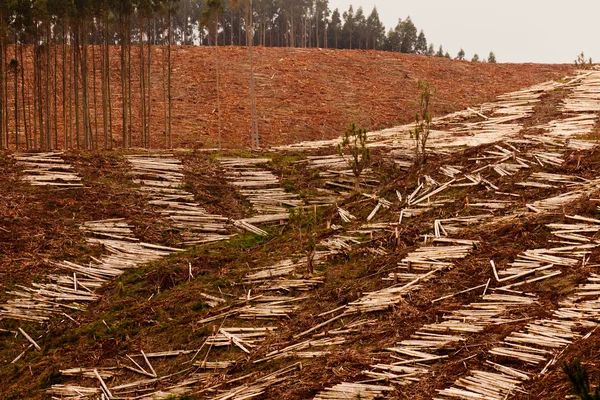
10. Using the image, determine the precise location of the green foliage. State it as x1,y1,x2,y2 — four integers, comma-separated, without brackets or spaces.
411,80,435,166
456,48,465,61
338,123,371,191
191,300,209,311
426,43,435,56
471,53,480,62
290,206,319,274
289,206,319,241
575,52,594,69
415,29,427,54
488,51,497,63
200,0,224,37
435,45,444,57
562,360,600,400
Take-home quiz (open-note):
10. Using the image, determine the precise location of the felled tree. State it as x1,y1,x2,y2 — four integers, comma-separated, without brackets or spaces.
562,360,600,400
338,123,371,192
411,80,435,166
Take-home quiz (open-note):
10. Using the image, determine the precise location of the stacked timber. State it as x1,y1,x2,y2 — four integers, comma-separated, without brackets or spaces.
126,154,234,245
527,178,600,214
211,363,301,400
435,217,600,400
218,157,303,234
206,327,277,353
13,152,83,188
0,219,180,323
313,383,393,400
344,240,476,314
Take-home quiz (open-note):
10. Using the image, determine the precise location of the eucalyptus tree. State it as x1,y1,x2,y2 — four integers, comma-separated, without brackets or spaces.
201,0,224,149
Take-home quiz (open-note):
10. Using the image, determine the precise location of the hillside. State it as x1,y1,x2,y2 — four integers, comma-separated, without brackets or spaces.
2,65,600,400
0,46,572,150
168,47,573,148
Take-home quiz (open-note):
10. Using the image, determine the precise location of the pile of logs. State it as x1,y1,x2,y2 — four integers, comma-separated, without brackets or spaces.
126,154,234,245
14,152,83,188
435,216,599,400
313,383,393,400
0,219,180,323
219,157,303,235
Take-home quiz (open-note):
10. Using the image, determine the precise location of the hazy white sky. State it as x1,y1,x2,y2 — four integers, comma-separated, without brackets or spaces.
327,0,599,64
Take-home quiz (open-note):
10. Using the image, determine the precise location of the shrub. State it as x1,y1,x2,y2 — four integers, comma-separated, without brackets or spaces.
338,123,371,192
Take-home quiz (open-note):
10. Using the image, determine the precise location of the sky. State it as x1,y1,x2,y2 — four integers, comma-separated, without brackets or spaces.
327,0,600,64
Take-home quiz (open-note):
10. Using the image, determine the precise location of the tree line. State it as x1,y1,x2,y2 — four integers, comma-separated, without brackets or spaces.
0,0,496,151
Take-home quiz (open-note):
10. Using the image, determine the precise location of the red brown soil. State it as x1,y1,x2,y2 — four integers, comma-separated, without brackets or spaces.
6,46,572,150
166,47,573,148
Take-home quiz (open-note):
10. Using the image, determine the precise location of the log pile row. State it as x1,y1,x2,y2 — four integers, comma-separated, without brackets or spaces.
364,293,536,386
527,178,600,214
126,154,234,245
344,240,476,315
206,327,277,353
561,69,600,113
435,217,599,399
212,362,301,400
0,219,180,323
13,152,83,188
218,157,303,233
244,251,331,292
49,355,212,399
313,383,393,400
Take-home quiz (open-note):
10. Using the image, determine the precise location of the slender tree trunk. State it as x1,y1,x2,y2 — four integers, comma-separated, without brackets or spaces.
120,15,127,148
14,37,19,150
20,40,29,149
74,27,80,149
53,39,58,149
139,15,146,147
106,15,113,149
161,16,167,146
62,22,67,148
147,24,151,149
215,22,222,149
94,34,102,149
46,26,51,150
248,0,258,149
81,21,93,149
0,12,5,149
127,22,132,147
33,39,38,149
167,2,172,148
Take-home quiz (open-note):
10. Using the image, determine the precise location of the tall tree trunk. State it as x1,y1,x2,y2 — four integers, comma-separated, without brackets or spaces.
128,22,132,147
74,27,80,149
120,15,127,148
167,2,172,148
106,15,113,149
247,0,258,149
139,15,146,147
147,24,151,149
54,38,58,149
215,22,221,149
94,33,102,148
62,21,67,148
81,21,93,149
46,25,52,150
14,36,19,150
20,40,29,149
